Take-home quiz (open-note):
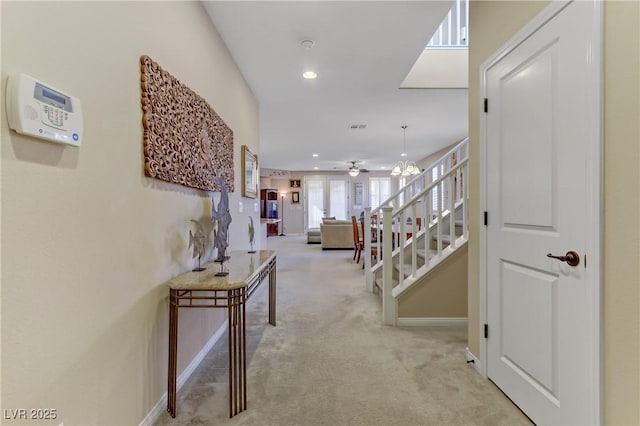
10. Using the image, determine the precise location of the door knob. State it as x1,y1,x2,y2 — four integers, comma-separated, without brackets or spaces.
546,251,580,267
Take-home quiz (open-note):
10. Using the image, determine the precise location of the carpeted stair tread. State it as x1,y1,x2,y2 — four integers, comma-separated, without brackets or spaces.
431,231,464,244
416,248,438,259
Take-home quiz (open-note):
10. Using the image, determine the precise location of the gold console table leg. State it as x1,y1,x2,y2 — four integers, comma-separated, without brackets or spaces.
269,263,277,326
228,287,247,417
165,252,276,419
167,289,178,418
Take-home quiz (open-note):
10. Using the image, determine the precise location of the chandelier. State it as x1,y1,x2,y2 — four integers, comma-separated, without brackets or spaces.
391,125,420,176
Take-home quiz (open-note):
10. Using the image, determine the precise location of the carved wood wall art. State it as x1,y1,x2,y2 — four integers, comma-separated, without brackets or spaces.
140,55,234,192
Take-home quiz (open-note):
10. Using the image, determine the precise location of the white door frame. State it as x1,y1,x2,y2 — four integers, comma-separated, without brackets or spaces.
478,0,602,422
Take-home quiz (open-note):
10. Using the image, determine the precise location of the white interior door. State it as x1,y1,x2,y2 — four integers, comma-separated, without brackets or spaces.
304,176,349,230
484,2,600,425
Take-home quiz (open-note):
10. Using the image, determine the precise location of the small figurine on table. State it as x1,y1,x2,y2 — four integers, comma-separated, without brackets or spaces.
212,177,232,276
248,216,256,253
188,219,206,272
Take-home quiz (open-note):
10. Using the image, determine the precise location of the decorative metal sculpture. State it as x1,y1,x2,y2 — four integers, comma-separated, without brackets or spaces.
140,55,234,192
212,177,232,275
248,216,256,253
188,219,206,271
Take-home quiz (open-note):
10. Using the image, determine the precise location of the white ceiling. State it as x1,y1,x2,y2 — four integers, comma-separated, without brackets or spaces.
401,49,469,89
203,1,468,173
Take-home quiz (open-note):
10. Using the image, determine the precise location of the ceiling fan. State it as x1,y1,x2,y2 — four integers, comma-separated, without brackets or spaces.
332,161,370,176
345,161,370,177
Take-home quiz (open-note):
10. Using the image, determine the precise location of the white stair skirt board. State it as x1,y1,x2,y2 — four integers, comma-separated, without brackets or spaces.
396,317,467,327
139,322,228,426
465,347,483,375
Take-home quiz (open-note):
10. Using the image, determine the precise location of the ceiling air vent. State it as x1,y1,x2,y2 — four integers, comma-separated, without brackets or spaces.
349,124,367,129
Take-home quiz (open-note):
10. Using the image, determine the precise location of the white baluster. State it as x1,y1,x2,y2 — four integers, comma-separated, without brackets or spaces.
398,210,404,288
463,162,468,239
449,174,456,250
381,206,395,325
456,0,461,46
411,202,418,276
437,180,443,255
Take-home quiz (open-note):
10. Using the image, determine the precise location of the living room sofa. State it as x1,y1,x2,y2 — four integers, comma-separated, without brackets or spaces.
319,219,353,249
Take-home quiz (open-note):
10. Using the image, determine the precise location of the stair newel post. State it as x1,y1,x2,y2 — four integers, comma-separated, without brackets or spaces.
449,172,456,250
364,207,373,292
381,206,395,325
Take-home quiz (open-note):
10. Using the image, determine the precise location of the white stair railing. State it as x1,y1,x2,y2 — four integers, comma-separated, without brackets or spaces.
364,138,468,292
370,138,467,217
427,0,469,48
364,140,469,325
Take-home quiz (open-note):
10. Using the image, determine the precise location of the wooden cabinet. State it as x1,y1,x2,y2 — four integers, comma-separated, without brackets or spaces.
260,189,278,219
266,223,278,237
261,189,279,237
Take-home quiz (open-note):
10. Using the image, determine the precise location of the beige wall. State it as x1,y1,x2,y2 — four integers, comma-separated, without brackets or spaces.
468,1,640,424
416,139,464,172
398,245,468,318
602,2,640,423
1,2,259,425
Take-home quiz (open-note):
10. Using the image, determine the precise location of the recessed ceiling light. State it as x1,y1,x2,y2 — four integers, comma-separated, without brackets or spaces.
301,39,315,50
313,166,319,170
401,152,408,157
303,71,317,80
312,153,319,157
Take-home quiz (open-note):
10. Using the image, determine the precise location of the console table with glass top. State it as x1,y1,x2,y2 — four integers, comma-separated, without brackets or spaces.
166,250,277,418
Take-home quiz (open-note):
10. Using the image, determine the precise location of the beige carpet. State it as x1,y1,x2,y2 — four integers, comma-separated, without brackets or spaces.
155,235,532,426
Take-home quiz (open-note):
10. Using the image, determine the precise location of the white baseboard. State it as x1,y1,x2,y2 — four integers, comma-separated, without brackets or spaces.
465,347,482,374
139,322,228,426
396,317,467,327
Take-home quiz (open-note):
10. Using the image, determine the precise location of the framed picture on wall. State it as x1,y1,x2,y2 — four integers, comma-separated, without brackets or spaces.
241,145,258,198
290,179,301,188
292,191,300,203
